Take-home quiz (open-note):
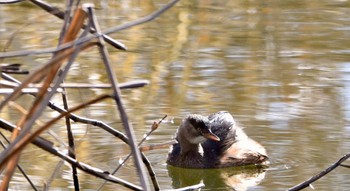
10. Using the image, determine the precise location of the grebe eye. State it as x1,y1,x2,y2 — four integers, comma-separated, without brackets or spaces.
198,128,204,134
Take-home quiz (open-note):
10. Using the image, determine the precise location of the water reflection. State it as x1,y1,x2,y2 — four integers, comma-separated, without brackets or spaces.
2,0,350,190
167,165,266,191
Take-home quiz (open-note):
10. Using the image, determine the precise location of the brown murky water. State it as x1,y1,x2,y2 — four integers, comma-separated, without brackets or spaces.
1,0,350,190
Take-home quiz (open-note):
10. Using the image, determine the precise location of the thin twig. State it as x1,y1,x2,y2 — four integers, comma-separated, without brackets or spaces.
46,100,160,191
140,140,177,152
86,4,150,190
0,103,142,191
0,80,149,89
43,160,64,191
59,4,81,189
288,153,350,191
0,16,91,186
0,28,88,180
62,88,80,190
57,0,74,43
0,112,156,190
0,94,111,170
0,11,91,175
0,72,136,147
97,115,167,191
0,0,179,59
163,183,205,191
340,164,350,168
0,0,180,189
29,0,126,50
0,42,97,109
0,132,39,191
0,0,24,4
0,80,150,94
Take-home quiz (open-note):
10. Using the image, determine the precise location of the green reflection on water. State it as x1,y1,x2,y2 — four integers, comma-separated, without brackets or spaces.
2,0,350,190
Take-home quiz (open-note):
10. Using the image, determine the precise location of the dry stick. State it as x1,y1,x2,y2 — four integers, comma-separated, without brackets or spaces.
0,0,179,59
1,95,111,171
0,133,39,191
0,97,142,191
288,153,350,191
22,7,87,120
0,105,156,191
57,0,74,43
0,0,179,106
1,22,30,60
0,80,148,89
0,0,23,4
0,9,93,117
0,40,79,58
0,8,87,187
20,94,141,191
43,160,64,191
340,164,350,168
29,0,127,50
0,120,140,191
43,6,86,87
58,2,80,190
0,115,23,189
0,42,97,114
0,0,178,186
103,0,180,35
0,102,64,191
0,63,99,169
58,5,82,189
0,40,96,110
164,183,205,191
46,99,161,191
58,80,149,89
62,90,80,191
97,115,167,191
86,5,150,190
139,140,177,152
2,72,151,164
0,80,150,94
0,8,89,175
1,32,150,191
1,73,148,145
113,116,167,190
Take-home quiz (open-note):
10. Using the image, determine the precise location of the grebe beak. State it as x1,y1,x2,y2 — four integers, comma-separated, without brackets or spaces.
202,129,220,141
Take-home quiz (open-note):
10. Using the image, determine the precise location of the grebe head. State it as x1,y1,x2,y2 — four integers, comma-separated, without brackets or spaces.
178,114,220,144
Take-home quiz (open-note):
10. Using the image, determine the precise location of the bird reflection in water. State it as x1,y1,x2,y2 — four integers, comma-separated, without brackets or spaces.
167,165,266,190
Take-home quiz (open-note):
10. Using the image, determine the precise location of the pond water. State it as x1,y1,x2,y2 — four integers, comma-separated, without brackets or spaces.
1,0,350,190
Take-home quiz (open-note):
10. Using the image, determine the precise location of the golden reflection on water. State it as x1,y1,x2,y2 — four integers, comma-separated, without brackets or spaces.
1,0,350,190
167,165,266,190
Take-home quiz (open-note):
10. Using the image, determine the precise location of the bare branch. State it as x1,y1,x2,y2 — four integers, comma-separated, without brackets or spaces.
86,4,150,189
0,0,23,4
0,0,179,59
164,183,205,191
0,118,142,191
288,153,350,191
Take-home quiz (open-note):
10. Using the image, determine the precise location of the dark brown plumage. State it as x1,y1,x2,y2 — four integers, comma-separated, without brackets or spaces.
167,111,268,168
